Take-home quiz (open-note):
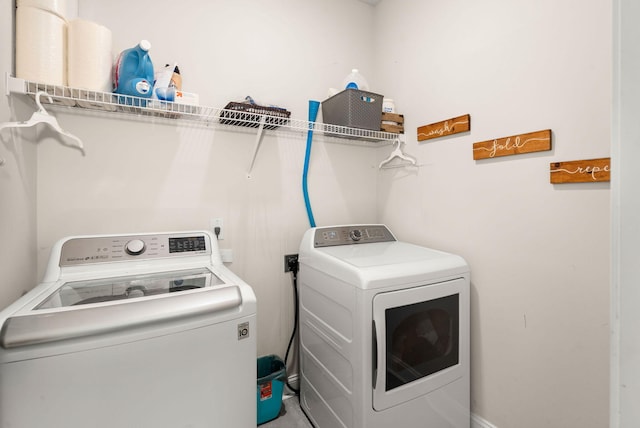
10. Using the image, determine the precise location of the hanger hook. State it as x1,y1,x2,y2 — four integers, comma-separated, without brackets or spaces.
35,91,53,113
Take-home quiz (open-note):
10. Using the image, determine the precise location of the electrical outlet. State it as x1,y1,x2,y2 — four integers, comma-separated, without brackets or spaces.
220,249,233,263
210,217,224,240
284,254,298,273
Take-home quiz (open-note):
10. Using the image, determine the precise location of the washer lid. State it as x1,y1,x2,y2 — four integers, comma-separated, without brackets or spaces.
0,282,244,350
36,268,224,309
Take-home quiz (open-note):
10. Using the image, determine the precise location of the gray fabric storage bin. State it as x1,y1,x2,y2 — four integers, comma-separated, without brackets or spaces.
321,89,383,131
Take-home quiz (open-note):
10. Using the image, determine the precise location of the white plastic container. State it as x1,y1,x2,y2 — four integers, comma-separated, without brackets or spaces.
342,69,369,91
382,98,396,125
382,98,396,113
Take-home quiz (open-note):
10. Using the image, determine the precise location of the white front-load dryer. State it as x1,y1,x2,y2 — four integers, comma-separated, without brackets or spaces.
298,224,470,428
0,231,256,428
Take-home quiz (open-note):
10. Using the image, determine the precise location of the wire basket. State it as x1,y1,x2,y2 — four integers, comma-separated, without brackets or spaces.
219,102,290,130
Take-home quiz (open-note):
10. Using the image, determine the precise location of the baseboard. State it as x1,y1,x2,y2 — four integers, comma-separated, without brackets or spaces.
471,413,498,428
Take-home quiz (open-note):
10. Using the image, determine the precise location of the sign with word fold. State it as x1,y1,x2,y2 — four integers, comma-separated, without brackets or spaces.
473,129,551,160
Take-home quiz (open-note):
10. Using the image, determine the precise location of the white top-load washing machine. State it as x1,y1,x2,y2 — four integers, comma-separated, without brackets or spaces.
0,231,256,428
298,224,470,428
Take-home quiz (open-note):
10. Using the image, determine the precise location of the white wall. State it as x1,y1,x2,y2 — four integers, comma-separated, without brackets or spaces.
373,1,610,427
612,0,640,426
0,0,38,307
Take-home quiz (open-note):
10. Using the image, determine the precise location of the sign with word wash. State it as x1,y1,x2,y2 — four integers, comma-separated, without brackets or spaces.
473,129,551,160
417,114,470,141
550,158,610,183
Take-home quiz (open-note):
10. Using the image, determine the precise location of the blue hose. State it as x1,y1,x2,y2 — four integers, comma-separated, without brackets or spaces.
303,100,320,227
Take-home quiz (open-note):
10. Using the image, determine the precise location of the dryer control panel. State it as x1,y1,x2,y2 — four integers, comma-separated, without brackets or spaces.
59,232,211,266
313,225,396,247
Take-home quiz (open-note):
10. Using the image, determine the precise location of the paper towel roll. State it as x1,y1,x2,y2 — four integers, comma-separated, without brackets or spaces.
68,19,113,93
16,6,67,86
16,0,71,20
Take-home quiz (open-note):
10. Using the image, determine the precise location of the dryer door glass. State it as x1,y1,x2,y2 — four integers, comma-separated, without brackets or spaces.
36,268,224,309
385,294,459,391
372,277,469,411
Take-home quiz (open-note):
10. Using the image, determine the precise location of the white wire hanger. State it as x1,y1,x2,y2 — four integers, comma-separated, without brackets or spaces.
379,137,417,169
0,91,85,155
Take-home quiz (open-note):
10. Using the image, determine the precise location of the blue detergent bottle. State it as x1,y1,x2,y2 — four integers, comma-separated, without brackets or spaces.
342,68,369,91
113,40,154,100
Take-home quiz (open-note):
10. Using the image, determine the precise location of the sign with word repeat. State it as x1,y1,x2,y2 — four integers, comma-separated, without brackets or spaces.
417,114,470,141
473,129,552,160
550,157,610,183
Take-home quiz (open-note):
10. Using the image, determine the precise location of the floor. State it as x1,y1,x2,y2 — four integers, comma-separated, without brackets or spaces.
261,395,313,428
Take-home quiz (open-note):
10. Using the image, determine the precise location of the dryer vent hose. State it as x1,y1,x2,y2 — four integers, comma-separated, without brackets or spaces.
303,100,320,228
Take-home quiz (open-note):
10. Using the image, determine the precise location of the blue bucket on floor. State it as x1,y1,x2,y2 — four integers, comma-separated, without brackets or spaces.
257,355,286,425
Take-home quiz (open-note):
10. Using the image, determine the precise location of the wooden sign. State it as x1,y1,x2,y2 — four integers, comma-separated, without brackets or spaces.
417,114,470,141
473,129,551,160
550,157,610,183
380,112,405,134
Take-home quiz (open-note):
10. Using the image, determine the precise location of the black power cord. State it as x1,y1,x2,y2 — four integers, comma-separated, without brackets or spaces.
284,256,300,394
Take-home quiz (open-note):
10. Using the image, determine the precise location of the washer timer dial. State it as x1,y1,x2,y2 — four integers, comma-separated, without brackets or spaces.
125,239,146,256
349,229,363,241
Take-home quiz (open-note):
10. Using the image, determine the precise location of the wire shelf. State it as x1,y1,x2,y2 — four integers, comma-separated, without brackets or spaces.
6,76,398,144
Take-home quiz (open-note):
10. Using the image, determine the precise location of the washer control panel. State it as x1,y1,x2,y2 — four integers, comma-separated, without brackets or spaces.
313,225,395,248
59,233,210,267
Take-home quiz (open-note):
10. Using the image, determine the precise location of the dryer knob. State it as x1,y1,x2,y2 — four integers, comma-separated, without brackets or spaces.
125,239,146,255
349,229,362,241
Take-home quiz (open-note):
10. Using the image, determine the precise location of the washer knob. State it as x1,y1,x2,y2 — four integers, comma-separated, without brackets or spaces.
125,239,146,255
349,229,362,241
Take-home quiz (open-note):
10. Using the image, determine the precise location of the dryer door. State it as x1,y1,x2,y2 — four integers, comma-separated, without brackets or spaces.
372,277,469,411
